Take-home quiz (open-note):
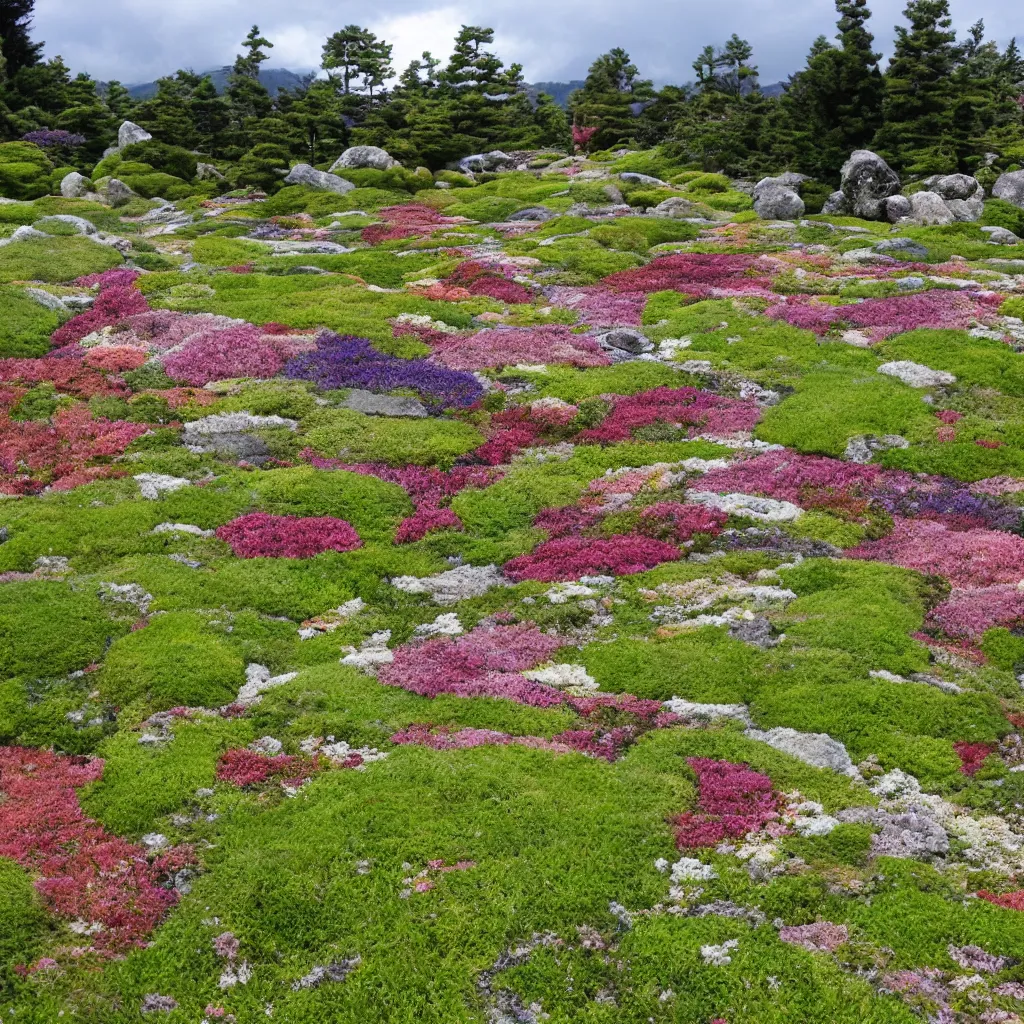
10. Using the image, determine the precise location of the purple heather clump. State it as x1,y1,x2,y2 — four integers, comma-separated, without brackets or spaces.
285,333,484,410
22,128,86,149
870,479,1022,532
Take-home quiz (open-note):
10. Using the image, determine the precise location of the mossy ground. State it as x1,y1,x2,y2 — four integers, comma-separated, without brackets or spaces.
2,148,1024,1023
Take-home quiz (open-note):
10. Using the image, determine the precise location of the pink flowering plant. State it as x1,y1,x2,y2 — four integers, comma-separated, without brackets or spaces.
216,513,362,558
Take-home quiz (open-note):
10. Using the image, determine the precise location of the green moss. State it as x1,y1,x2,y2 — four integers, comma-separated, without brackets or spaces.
303,409,484,467
191,235,269,266
0,235,123,283
757,368,934,457
82,718,248,836
782,822,874,867
877,329,1024,397
0,857,51,990
0,141,54,201
0,285,64,356
99,611,245,710
0,581,127,680
980,628,1024,672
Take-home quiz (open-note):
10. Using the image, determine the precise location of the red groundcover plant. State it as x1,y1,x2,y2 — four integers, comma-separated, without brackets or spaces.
503,535,681,582
0,405,148,494
0,354,128,399
673,758,781,848
0,746,192,951
848,517,1024,589
637,502,728,543
216,512,362,558
578,387,761,444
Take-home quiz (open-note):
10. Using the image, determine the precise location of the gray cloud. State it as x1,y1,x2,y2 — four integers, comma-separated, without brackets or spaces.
32,0,1024,86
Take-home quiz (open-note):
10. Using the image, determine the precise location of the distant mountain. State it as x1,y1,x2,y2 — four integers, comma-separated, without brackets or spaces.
124,71,785,107
525,81,586,109
126,67,312,100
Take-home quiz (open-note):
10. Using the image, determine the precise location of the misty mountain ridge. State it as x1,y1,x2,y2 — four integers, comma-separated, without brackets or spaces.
124,70,786,105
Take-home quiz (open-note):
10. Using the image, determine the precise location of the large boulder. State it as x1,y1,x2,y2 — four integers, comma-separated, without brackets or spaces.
929,173,980,201
117,121,153,149
329,146,399,172
650,196,702,219
753,183,805,221
884,195,912,223
756,172,811,195
840,150,901,220
104,178,139,207
993,170,1024,209
60,171,92,199
981,225,1021,245
282,164,355,195
904,191,955,226
458,151,515,174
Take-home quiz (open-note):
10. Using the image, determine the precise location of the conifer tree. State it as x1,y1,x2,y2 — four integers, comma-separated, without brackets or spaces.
782,0,884,179
0,0,43,78
568,48,655,150
874,0,957,170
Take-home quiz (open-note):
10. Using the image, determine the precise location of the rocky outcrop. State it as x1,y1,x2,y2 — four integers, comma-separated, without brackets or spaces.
329,146,399,172
840,150,901,220
282,164,356,194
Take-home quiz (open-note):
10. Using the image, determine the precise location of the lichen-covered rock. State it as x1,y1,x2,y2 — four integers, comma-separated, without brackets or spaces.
329,146,399,172
884,195,911,222
993,169,1024,209
746,726,858,776
282,164,356,194
840,150,901,219
117,121,153,148
60,170,92,198
877,361,956,388
753,184,805,221
104,178,139,207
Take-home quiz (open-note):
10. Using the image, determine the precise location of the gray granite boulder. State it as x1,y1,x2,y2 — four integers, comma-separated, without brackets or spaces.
904,190,955,226
118,121,153,148
329,146,399,172
60,171,92,198
507,206,558,222
884,195,912,222
993,170,1024,209
822,190,851,215
282,164,356,194
753,183,805,220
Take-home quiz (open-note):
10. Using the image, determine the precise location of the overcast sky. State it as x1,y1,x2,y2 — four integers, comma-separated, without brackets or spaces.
32,0,1023,86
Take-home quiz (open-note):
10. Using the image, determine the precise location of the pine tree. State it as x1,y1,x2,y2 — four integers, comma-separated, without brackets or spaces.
0,0,43,78
223,26,275,158
874,0,958,171
781,0,884,179
103,80,135,121
568,48,655,151
189,76,230,156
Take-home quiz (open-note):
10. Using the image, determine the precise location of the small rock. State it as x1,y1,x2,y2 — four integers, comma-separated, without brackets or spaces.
981,225,1021,245
821,190,851,216
618,172,668,186
753,184,805,221
844,434,909,463
34,214,97,236
506,206,558,222
903,191,954,226
878,360,956,388
104,179,139,207
884,195,911,222
596,328,652,355
650,196,700,219
873,237,928,259
338,390,428,417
